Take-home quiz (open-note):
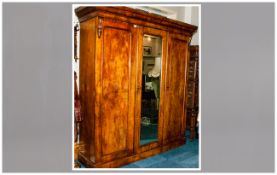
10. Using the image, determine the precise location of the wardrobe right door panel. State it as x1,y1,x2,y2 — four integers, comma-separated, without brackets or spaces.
163,33,190,144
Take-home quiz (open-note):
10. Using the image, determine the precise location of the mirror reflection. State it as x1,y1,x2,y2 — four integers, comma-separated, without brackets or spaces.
140,34,162,145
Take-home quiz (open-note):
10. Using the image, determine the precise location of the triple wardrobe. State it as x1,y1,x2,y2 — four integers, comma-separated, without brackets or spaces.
75,6,198,168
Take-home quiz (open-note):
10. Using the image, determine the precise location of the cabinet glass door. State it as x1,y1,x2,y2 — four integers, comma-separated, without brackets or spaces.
140,34,162,145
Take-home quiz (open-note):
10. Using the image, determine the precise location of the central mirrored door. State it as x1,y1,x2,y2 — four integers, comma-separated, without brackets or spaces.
140,34,162,146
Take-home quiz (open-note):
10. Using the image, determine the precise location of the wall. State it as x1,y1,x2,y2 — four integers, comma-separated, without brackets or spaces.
190,7,199,45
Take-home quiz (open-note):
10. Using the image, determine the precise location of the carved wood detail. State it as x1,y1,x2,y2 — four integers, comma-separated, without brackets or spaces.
97,17,103,38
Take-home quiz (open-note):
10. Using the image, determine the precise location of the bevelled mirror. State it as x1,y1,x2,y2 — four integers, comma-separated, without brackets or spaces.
140,34,162,146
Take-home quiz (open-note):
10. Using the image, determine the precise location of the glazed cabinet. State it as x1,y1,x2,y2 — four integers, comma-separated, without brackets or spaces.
75,6,197,168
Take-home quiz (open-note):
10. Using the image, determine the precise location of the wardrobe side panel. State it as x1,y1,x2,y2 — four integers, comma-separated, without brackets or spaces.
79,18,96,161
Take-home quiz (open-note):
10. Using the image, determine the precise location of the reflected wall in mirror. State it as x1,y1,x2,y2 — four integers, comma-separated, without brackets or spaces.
140,34,162,145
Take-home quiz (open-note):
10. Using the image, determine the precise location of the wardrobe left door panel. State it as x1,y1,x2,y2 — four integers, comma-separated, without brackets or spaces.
96,19,136,163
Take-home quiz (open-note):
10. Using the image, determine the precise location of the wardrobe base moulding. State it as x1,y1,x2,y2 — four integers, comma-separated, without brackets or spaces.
78,138,185,168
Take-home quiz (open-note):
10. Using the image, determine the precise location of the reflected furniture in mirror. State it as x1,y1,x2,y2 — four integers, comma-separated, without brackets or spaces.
75,6,197,168
140,35,162,146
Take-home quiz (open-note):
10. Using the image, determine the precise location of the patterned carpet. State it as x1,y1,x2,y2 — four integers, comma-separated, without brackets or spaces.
121,131,199,168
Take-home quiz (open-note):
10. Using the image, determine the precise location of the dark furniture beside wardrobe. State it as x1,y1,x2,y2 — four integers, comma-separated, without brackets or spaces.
186,45,199,141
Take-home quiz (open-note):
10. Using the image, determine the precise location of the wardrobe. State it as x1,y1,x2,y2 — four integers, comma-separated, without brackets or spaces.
75,6,197,168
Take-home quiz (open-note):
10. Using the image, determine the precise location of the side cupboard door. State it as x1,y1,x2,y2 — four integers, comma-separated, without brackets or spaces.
163,33,190,144
94,18,137,163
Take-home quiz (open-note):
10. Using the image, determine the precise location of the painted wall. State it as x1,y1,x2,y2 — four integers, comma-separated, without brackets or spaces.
190,7,199,45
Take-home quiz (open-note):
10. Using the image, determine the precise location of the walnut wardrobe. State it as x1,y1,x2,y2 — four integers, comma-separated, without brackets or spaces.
75,6,197,168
